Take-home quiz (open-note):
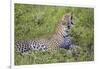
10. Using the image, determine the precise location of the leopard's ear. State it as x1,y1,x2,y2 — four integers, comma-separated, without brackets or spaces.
70,13,74,25
67,12,73,20
68,12,74,25
71,13,73,20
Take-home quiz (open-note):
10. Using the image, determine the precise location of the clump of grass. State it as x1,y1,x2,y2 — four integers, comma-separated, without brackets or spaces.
15,4,94,65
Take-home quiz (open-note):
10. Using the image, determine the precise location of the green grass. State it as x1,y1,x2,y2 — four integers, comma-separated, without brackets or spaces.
14,4,94,65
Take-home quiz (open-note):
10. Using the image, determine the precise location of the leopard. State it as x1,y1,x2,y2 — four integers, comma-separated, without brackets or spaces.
15,13,77,54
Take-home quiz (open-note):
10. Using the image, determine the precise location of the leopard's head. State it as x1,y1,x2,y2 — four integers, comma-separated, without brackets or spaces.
60,13,74,37
61,13,74,30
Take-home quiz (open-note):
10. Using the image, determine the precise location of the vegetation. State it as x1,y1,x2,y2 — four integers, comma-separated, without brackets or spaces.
14,3,94,65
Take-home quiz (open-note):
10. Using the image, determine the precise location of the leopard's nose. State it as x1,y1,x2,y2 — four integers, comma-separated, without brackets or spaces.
68,25,70,29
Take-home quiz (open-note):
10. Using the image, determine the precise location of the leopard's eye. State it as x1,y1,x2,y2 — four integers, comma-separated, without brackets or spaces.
62,22,66,25
71,21,73,25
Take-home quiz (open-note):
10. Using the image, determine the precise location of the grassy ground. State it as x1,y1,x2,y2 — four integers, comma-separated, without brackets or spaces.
14,4,94,65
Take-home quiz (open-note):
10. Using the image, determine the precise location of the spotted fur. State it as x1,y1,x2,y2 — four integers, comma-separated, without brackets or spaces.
15,13,74,54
